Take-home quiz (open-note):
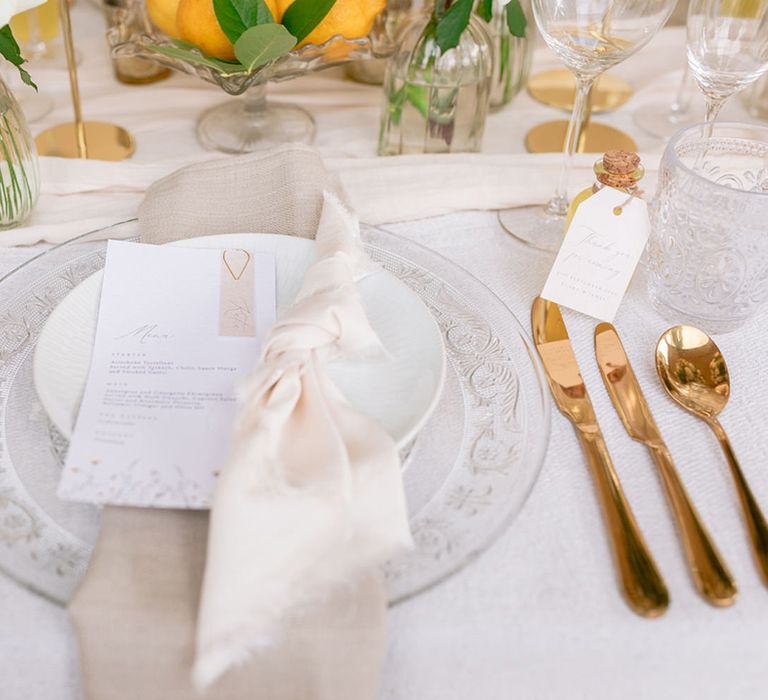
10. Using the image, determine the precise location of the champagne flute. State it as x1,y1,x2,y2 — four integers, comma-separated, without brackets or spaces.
634,63,700,140
687,0,768,127
499,0,676,253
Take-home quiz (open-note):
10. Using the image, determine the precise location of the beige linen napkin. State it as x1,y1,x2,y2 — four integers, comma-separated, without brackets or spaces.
68,145,411,700
69,509,388,700
1,150,662,246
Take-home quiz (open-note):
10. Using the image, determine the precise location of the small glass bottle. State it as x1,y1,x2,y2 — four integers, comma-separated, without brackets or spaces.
378,0,493,155
564,150,645,232
103,0,171,85
489,0,533,110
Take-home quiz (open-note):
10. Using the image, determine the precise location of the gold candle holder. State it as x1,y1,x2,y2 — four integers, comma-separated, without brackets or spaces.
36,0,135,160
525,70,637,154
527,68,633,113
525,121,638,153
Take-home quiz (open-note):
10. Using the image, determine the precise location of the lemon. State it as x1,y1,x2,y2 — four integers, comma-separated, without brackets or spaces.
277,0,385,48
176,0,281,61
147,0,182,38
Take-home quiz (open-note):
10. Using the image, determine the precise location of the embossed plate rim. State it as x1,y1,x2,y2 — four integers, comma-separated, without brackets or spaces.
0,220,551,606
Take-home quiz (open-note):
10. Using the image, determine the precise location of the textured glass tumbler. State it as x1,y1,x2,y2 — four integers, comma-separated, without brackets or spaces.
647,122,768,334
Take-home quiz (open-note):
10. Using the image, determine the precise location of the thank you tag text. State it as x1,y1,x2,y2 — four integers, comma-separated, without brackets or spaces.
541,186,650,322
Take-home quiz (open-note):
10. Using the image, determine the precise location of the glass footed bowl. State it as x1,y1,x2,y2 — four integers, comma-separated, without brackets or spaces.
106,0,393,153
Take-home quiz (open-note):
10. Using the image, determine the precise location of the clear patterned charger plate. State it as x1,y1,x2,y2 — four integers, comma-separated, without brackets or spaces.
0,221,550,605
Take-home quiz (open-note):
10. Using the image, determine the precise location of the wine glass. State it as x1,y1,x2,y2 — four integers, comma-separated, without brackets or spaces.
634,63,700,140
687,0,768,127
499,0,676,252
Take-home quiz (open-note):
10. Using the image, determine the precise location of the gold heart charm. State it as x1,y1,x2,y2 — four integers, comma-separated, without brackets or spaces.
222,249,252,281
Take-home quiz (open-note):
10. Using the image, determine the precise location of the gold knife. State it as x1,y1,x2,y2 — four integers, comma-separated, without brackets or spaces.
594,322,737,607
531,298,668,618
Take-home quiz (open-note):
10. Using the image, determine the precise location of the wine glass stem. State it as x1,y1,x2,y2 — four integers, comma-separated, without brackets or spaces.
670,64,693,118
704,96,725,133
546,75,595,218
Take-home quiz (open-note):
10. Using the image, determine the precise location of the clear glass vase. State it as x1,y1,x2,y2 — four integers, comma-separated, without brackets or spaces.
347,0,415,85
489,0,533,110
378,3,493,155
0,77,39,229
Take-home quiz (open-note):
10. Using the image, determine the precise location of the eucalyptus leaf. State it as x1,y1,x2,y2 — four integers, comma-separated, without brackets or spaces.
0,26,35,90
478,0,493,22
281,0,335,44
234,24,297,71
505,0,527,37
148,43,246,74
436,0,474,52
172,38,201,50
214,0,276,44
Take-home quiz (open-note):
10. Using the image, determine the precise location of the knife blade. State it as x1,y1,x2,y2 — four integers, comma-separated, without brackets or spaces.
594,322,737,606
531,297,668,618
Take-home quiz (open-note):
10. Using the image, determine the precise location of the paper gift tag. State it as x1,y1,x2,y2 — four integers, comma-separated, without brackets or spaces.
220,249,257,337
541,186,650,322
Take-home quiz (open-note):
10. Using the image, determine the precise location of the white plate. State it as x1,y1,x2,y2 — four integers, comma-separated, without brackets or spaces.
33,233,445,449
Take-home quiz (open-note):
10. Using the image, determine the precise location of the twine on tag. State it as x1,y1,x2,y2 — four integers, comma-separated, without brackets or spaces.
596,150,644,217
612,189,644,216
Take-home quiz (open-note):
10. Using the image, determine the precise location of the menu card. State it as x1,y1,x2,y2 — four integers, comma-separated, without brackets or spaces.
58,240,276,509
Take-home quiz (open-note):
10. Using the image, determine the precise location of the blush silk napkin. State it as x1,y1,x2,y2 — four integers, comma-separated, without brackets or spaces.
68,146,413,700
194,192,413,687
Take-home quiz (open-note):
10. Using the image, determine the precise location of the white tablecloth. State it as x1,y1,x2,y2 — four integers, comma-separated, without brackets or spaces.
2,5,767,700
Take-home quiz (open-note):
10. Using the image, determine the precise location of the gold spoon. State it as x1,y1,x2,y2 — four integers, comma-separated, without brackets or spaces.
656,325,768,586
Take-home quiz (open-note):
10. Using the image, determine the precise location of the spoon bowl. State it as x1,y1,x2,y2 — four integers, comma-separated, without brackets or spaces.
655,325,730,420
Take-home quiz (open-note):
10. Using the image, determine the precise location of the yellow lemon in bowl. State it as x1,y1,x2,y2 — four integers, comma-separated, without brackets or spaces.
174,0,281,61
277,0,385,47
147,0,182,38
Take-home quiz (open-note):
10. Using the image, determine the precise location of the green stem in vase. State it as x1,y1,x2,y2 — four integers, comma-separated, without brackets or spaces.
4,112,33,205
0,124,21,218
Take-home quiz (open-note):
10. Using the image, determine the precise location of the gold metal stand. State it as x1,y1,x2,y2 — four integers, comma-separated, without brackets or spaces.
36,0,134,161
525,70,637,154
526,120,637,153
528,69,633,113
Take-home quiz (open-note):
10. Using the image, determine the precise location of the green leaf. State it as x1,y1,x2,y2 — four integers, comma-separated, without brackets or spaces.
148,43,246,74
281,0,335,44
436,0,474,53
0,26,36,90
172,38,201,50
478,0,493,22
213,0,276,45
234,24,297,71
505,0,527,38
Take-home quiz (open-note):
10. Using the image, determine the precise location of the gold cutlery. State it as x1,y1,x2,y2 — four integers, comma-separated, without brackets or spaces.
595,323,737,606
656,325,768,587
532,297,669,617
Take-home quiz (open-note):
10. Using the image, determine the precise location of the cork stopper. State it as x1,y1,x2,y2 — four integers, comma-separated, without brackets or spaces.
595,150,643,190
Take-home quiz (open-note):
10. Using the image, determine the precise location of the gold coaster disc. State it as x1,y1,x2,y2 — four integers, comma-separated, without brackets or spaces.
36,121,135,161
527,69,634,113
525,120,638,154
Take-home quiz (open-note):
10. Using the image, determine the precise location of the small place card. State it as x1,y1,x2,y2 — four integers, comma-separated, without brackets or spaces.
541,186,650,322
58,240,276,510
